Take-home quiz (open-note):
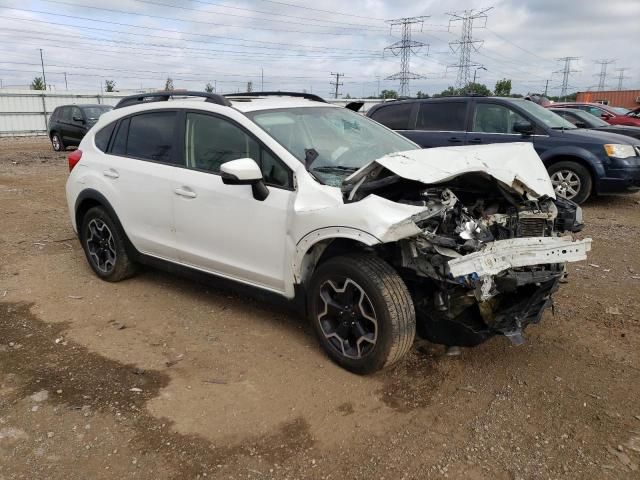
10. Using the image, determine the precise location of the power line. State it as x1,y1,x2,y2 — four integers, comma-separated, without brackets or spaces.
251,0,387,21
614,67,630,91
447,8,492,88
4,4,379,37
0,16,382,55
554,56,580,100
384,16,429,97
330,72,344,99
594,59,616,91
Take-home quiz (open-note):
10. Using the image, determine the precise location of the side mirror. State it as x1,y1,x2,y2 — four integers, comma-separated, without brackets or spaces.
72,115,84,123
513,121,534,135
220,158,269,201
601,113,612,119
574,121,587,128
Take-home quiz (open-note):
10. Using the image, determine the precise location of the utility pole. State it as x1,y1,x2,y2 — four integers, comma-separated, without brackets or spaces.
447,8,492,89
614,67,629,91
64,72,68,90
39,48,47,90
543,79,550,96
330,72,344,99
594,59,615,91
554,56,580,100
376,75,380,98
384,16,428,98
261,68,264,91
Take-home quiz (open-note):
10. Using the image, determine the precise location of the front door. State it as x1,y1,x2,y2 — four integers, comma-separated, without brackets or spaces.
171,111,294,293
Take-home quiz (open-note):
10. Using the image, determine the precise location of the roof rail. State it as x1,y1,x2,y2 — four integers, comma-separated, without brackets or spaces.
114,91,232,109
224,91,327,103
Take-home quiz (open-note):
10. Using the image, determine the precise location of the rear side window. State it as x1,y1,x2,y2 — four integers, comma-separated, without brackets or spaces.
417,102,467,131
370,103,413,130
111,118,129,156
123,111,177,164
61,107,72,122
95,122,116,152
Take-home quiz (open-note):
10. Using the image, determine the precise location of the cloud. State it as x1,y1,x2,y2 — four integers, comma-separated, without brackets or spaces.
0,0,637,96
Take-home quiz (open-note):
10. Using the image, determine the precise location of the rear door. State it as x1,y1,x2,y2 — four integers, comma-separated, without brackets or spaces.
94,110,181,260
467,100,535,146
403,100,469,148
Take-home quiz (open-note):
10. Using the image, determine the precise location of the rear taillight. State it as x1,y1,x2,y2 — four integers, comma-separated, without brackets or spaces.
68,149,83,172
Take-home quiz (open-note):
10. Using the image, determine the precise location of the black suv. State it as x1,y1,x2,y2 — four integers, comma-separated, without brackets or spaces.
48,104,112,151
367,97,640,203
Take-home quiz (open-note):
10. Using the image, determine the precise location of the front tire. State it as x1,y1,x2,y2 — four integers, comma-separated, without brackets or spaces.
51,133,65,152
548,161,592,204
307,254,416,374
80,206,136,282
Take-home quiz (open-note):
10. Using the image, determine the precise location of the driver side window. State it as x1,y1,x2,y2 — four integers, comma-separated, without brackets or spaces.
185,112,292,188
472,103,527,134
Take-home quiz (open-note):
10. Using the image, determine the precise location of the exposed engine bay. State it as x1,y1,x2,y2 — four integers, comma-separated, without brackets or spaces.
343,162,591,347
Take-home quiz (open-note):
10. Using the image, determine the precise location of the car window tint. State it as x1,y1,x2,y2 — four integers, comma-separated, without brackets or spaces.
185,113,259,173
126,111,177,164
261,149,291,188
370,103,413,130
472,103,528,134
72,107,82,121
61,107,72,122
417,102,466,131
111,118,129,156
95,122,116,152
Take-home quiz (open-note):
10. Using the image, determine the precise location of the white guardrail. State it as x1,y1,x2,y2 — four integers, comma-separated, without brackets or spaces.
0,90,385,137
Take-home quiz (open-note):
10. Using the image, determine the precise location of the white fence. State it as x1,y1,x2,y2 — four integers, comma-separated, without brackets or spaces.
0,90,131,137
0,90,385,137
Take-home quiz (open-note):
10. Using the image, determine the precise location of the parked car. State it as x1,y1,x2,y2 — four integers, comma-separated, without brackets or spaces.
66,91,591,374
551,102,640,127
367,96,640,204
550,107,640,140
49,104,113,151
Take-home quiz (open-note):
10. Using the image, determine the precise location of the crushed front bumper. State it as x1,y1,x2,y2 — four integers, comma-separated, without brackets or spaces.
447,236,592,278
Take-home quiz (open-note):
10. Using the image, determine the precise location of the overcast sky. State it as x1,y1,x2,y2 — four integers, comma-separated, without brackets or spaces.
0,0,638,97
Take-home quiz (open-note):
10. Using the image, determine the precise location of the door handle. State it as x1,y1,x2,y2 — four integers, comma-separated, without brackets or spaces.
103,169,119,179
174,187,197,199
447,136,463,143
468,137,483,144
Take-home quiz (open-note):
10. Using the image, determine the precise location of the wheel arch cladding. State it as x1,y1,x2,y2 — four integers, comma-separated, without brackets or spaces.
74,189,137,257
294,229,380,287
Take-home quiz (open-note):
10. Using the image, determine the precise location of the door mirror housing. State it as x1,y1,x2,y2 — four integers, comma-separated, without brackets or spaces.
220,158,269,201
72,115,85,123
513,121,534,135
574,121,587,128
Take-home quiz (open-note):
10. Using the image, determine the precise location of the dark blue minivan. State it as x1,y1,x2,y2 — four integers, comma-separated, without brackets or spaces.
367,97,640,204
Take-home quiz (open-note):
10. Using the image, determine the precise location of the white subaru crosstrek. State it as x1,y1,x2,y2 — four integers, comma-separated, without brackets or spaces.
65,91,591,374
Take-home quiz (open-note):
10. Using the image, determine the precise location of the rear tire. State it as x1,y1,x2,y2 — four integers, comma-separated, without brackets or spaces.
51,133,65,152
548,161,592,204
80,206,137,282
307,254,416,374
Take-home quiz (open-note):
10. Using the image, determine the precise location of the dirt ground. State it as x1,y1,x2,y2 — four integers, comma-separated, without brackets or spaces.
0,136,639,480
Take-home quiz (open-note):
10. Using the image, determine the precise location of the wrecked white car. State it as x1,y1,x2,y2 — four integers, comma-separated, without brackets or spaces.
66,92,591,374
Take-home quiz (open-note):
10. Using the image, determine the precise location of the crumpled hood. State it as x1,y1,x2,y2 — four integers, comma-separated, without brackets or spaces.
344,142,556,198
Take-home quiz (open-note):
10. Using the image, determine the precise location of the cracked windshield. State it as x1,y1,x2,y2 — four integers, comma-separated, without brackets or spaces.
248,106,418,186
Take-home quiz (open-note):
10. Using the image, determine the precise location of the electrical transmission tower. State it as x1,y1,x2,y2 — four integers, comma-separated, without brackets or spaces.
554,56,580,100
447,8,492,89
594,59,616,91
330,72,344,99
384,16,429,98
614,67,629,90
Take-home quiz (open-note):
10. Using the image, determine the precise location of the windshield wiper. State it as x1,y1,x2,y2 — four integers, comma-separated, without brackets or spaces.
311,165,359,174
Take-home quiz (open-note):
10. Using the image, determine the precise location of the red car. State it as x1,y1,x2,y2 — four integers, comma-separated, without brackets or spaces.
551,102,640,127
